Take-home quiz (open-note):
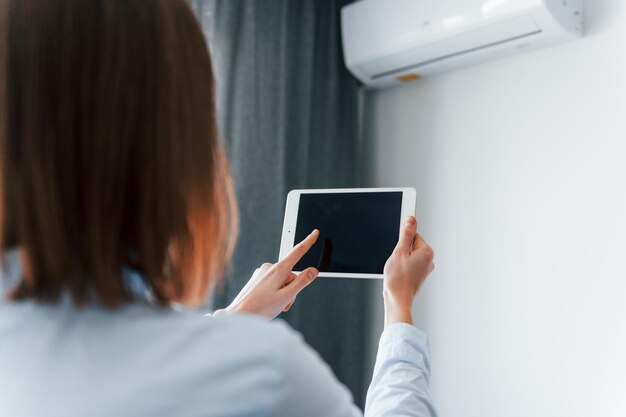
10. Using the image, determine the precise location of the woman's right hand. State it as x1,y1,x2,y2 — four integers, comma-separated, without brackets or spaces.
383,215,435,327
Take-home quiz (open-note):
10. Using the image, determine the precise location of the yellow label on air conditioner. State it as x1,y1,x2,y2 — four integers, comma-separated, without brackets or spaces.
397,73,422,82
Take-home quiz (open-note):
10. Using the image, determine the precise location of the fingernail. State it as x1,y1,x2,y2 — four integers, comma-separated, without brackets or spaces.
308,270,318,280
405,216,415,226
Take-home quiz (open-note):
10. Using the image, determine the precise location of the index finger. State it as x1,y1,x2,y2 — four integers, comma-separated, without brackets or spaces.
278,229,320,270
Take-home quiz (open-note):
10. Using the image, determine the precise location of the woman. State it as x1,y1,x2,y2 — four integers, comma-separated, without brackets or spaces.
0,1,436,416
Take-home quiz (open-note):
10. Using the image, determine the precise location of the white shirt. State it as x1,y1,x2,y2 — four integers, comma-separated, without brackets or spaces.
0,252,437,417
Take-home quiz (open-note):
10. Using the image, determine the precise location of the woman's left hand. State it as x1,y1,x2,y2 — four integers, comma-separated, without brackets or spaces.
215,230,320,319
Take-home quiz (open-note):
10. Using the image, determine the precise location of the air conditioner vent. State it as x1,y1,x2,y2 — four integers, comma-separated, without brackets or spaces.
371,30,542,80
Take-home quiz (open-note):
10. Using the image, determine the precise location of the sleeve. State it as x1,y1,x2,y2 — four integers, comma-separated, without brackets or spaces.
364,323,438,417
268,325,364,417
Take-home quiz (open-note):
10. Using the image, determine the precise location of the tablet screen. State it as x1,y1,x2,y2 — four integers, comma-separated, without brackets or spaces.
293,192,402,274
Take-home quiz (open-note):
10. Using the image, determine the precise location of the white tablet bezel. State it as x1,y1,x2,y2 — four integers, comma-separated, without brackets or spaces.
278,187,416,279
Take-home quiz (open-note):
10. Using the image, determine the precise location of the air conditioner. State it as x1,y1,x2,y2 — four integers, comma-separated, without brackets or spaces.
341,0,583,88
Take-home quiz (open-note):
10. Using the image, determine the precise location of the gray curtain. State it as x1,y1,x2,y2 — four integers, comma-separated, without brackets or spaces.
189,0,373,408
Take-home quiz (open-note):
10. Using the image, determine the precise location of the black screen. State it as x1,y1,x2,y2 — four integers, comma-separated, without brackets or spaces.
293,192,402,274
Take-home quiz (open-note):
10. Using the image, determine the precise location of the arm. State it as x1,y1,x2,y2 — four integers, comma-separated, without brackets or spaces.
365,323,437,417
365,215,438,416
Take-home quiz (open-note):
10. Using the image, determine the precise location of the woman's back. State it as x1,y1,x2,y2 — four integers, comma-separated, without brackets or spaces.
0,290,355,417
0,252,360,417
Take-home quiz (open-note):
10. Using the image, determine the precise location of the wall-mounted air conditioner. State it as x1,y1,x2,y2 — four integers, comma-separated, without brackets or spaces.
341,0,583,88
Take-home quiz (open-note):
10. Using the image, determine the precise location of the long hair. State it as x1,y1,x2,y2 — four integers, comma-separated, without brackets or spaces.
0,0,238,307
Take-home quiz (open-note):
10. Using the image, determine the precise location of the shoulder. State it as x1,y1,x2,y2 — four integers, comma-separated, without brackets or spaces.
194,312,299,352
157,312,309,414
95,305,300,354
123,308,305,374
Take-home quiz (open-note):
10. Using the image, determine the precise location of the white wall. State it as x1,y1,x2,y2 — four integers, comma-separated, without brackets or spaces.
364,2,626,416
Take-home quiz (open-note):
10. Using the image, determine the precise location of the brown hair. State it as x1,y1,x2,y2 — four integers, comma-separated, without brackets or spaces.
0,0,238,307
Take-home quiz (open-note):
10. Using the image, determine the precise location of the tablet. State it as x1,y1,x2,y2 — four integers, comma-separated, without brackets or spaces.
279,187,416,279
